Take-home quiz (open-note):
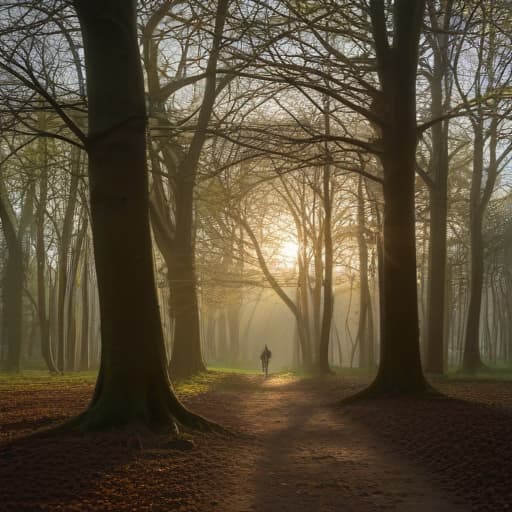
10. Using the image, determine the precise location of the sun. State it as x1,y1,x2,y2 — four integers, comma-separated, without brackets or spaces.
279,240,299,268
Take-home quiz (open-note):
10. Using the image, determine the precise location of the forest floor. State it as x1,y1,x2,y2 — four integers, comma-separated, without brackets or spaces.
0,370,511,511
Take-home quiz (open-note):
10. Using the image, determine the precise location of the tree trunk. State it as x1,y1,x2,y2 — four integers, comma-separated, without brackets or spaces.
356,175,371,368
426,176,448,374
462,125,486,372
0,177,23,372
79,245,90,371
318,121,334,374
144,0,228,380
72,0,207,431
36,127,58,373
227,303,240,364
66,211,87,371
362,0,429,395
425,0,452,373
461,121,486,373
57,155,79,372
168,174,206,379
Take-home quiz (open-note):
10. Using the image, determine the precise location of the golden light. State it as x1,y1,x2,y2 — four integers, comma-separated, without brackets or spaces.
279,240,299,268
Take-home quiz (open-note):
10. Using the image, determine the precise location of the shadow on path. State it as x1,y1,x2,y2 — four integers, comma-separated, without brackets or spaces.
344,395,512,511
212,376,464,512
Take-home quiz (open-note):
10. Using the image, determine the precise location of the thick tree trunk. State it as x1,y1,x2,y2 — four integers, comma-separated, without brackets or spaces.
361,0,429,396
374,152,426,392
72,0,207,431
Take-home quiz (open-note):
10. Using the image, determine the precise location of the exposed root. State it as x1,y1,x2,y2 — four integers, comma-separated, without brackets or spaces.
173,406,231,436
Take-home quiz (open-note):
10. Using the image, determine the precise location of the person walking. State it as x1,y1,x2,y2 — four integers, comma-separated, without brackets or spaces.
260,345,272,377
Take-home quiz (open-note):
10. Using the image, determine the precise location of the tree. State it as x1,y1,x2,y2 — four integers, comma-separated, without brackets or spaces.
143,0,229,379
71,0,207,430
0,169,24,372
452,3,512,373
225,0,431,392
423,0,454,374
361,0,430,394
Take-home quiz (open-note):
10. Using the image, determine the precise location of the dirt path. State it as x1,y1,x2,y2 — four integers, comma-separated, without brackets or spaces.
188,375,465,512
3,372,512,510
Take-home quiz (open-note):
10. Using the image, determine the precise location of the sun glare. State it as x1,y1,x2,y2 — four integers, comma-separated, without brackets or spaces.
280,240,299,268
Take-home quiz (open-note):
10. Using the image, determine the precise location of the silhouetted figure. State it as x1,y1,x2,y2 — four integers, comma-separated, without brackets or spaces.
260,345,272,377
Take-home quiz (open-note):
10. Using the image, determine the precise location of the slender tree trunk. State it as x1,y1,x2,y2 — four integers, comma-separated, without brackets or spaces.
205,309,216,362
66,212,87,370
217,308,228,362
36,130,58,373
57,156,79,372
227,303,240,364
462,123,486,373
318,100,334,374
356,175,371,368
79,245,90,371
318,232,333,373
297,260,313,366
425,0,452,373
0,177,23,372
168,174,206,379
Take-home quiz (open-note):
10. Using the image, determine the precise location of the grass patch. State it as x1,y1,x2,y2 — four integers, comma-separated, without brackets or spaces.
0,365,373,398
443,368,512,382
207,365,261,375
0,369,233,399
0,370,98,391
174,371,232,398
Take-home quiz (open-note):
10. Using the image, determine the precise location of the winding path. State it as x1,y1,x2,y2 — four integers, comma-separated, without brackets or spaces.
189,375,464,511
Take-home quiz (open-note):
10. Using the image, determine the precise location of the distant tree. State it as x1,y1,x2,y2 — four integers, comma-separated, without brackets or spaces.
453,4,512,373
144,0,230,380
423,0,454,374
0,163,24,372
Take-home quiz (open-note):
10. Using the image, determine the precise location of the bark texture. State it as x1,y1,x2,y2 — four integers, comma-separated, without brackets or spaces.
72,0,207,430
361,0,430,395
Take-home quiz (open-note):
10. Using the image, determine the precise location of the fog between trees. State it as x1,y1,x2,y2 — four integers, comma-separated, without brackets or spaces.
0,0,511,427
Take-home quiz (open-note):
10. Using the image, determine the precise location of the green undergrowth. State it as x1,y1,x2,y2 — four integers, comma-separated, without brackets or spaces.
173,370,234,398
443,366,512,382
0,370,98,390
0,368,260,397
0,365,378,398
274,366,375,381
206,364,261,375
